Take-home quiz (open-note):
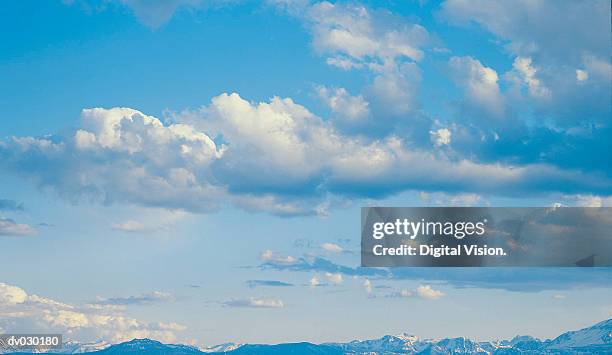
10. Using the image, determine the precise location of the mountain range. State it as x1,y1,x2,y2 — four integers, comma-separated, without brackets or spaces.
3,318,610,354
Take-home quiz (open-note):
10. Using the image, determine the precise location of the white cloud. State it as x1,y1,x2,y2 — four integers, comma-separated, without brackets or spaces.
368,61,421,115
576,69,589,82
441,0,611,127
582,54,612,82
0,283,28,305
303,2,428,64
416,284,445,300
112,220,147,233
277,1,427,117
316,86,369,121
363,279,372,294
440,0,610,63
563,194,612,207
511,57,550,99
223,297,284,308
430,128,451,147
325,56,363,70
449,56,504,118
309,275,321,287
0,282,185,343
320,242,343,253
0,218,37,236
260,250,297,265
1,93,609,217
325,272,343,285
552,294,566,300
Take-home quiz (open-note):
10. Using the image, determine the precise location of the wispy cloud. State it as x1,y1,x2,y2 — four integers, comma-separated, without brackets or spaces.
245,280,293,289
0,218,37,236
222,297,284,309
320,242,344,253
93,291,173,306
111,220,148,233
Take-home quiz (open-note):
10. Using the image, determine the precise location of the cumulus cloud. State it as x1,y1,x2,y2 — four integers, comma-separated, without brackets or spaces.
416,284,445,300
316,86,369,121
449,56,504,119
510,57,550,99
441,0,611,126
0,282,185,343
575,69,589,83
320,242,343,253
260,250,297,265
301,1,428,64
0,218,37,236
223,297,284,308
325,272,343,285
440,0,609,63
309,275,321,287
1,93,610,217
430,128,451,147
278,1,428,119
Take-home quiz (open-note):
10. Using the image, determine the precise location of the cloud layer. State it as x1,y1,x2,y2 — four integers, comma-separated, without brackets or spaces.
1,91,610,216
0,282,184,343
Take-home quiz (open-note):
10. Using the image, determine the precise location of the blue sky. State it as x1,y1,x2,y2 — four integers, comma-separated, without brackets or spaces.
0,0,611,348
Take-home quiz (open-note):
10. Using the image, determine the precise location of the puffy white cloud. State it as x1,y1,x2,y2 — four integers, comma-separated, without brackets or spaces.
260,250,297,265
0,282,185,343
441,0,611,126
511,57,550,99
449,56,504,118
303,1,428,64
316,86,369,121
440,0,610,63
1,93,610,217
0,218,37,236
276,1,427,118
416,284,445,300
309,275,321,287
325,272,343,285
0,283,28,305
320,242,343,253
430,128,451,147
44,310,90,328
367,61,421,115
575,69,589,83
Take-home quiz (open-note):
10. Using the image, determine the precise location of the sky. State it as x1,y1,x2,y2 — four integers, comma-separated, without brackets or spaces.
0,0,611,348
